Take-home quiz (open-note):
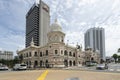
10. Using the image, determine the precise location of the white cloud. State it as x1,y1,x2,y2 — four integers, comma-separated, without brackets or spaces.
0,32,25,55
55,0,120,56
0,48,3,51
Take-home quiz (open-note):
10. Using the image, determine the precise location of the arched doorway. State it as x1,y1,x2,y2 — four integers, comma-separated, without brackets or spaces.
45,60,49,68
64,60,68,67
28,61,31,68
26,61,28,66
40,60,43,68
73,61,76,66
34,61,38,68
69,61,72,66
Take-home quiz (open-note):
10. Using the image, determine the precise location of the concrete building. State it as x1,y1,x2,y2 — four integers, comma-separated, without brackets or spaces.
18,20,100,68
26,0,50,47
0,50,13,60
84,27,105,60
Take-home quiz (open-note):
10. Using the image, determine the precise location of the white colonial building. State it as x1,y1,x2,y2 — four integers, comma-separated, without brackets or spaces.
17,19,100,68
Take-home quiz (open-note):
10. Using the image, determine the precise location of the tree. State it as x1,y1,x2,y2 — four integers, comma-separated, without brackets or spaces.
0,59,13,68
118,48,120,53
112,54,118,63
0,55,24,68
118,55,120,63
13,56,19,64
19,54,23,63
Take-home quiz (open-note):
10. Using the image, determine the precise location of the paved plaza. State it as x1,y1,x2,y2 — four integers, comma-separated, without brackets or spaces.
0,70,120,80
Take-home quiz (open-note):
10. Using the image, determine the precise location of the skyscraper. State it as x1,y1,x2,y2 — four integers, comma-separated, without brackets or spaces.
26,0,50,47
84,27,105,60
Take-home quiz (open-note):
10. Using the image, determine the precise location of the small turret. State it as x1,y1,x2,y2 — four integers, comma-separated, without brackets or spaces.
30,37,34,46
76,43,82,51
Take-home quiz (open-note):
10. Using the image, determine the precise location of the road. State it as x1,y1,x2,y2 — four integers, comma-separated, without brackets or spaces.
108,63,120,71
0,70,120,80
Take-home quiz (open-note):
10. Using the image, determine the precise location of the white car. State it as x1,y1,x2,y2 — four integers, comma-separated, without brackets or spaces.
13,64,27,70
96,64,108,70
0,65,9,70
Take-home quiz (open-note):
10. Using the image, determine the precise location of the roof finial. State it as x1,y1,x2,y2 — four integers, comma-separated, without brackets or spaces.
30,37,34,46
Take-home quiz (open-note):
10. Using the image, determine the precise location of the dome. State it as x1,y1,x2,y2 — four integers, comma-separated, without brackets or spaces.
95,49,100,53
50,19,62,32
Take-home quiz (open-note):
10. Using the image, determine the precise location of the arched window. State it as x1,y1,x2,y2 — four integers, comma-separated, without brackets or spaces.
26,53,28,57
69,52,72,56
64,50,67,56
61,36,64,42
55,50,58,54
73,61,76,66
40,52,42,57
29,52,31,57
46,50,48,56
29,61,31,65
24,54,25,58
73,53,75,57
61,50,63,55
34,52,37,57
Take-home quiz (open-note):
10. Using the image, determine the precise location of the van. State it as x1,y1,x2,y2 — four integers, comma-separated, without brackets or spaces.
13,64,27,70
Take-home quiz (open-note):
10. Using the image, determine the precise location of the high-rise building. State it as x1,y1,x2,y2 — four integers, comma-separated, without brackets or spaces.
26,0,50,47
84,27,105,60
0,50,13,60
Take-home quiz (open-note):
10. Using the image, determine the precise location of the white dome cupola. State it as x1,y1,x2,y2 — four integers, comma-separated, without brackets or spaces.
50,19,62,32
47,19,65,44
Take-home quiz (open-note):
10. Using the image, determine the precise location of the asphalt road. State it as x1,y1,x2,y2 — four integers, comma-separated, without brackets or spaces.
0,69,120,80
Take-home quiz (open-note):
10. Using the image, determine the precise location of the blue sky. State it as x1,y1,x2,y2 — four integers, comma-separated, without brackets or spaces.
0,0,120,56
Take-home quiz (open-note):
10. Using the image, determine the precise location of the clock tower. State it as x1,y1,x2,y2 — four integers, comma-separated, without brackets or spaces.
47,19,65,44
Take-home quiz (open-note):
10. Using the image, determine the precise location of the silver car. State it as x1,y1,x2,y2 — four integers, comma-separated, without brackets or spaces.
0,65,9,70
13,64,27,70
96,64,108,70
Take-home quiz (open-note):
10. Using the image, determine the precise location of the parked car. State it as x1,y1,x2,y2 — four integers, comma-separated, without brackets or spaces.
13,64,27,70
86,61,97,67
0,65,9,70
96,64,108,70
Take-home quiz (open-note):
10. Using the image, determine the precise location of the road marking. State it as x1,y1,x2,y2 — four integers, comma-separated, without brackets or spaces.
37,70,49,80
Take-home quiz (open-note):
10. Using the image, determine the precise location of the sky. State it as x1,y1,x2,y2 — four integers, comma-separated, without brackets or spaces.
0,0,120,56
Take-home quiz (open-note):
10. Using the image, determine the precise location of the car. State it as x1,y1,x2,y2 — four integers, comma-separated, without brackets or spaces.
0,65,9,70
13,64,27,70
85,61,97,67
96,64,108,70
